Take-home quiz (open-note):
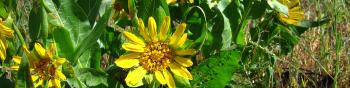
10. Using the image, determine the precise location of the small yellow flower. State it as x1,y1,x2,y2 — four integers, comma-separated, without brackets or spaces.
115,16,196,88
277,0,304,25
0,18,14,61
16,43,67,88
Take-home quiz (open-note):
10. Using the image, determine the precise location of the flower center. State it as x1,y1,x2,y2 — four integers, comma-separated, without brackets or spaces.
140,42,174,72
33,59,51,79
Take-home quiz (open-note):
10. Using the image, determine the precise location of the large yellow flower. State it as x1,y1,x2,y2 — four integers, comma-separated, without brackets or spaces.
14,43,67,88
0,18,14,61
277,0,304,25
115,16,196,88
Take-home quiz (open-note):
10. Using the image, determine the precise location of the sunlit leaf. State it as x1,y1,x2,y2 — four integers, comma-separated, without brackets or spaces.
191,50,241,88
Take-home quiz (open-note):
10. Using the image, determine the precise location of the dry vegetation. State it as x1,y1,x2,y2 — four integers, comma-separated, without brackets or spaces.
276,0,350,87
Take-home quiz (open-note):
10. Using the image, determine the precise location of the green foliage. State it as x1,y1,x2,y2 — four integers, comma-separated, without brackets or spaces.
0,0,330,87
191,50,241,88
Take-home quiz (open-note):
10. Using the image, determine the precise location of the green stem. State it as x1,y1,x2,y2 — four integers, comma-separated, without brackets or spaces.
12,23,26,47
333,0,340,88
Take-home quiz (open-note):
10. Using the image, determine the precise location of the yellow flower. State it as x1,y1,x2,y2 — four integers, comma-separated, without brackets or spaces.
16,43,67,88
115,16,196,88
0,18,14,61
277,0,304,25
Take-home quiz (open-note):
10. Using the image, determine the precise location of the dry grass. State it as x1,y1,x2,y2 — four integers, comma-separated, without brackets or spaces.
276,0,350,87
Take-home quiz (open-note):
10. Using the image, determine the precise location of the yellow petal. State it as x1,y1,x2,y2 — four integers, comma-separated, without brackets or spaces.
23,46,36,61
0,23,14,38
290,5,301,11
169,63,193,80
48,79,53,87
189,0,194,3
169,23,186,47
48,79,61,88
174,33,187,48
35,79,44,87
125,67,147,87
167,0,176,4
163,69,176,88
56,79,61,88
0,39,6,60
114,53,140,68
138,18,151,42
159,16,170,41
32,75,39,81
155,71,166,84
288,0,300,8
12,56,22,64
54,58,66,67
56,70,67,80
175,49,197,56
123,31,146,46
148,17,158,42
34,43,46,58
48,43,56,58
10,65,19,70
122,43,145,52
174,56,193,67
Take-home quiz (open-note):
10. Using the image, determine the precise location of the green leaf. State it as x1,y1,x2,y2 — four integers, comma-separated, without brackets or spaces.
40,5,49,46
246,0,267,19
57,0,91,45
221,0,246,46
53,27,75,58
77,0,102,25
236,26,246,46
210,9,232,50
267,0,289,16
28,6,41,41
155,6,166,30
77,68,108,87
89,44,101,70
174,75,191,88
67,78,87,88
0,1,8,18
70,4,112,65
137,0,169,22
191,50,241,88
278,25,300,55
296,17,330,28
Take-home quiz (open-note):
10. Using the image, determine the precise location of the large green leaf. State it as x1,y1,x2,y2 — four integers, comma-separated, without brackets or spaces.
70,3,112,65
57,0,91,46
191,50,241,88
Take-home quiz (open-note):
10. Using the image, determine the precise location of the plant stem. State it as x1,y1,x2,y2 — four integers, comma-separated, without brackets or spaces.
12,23,26,47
